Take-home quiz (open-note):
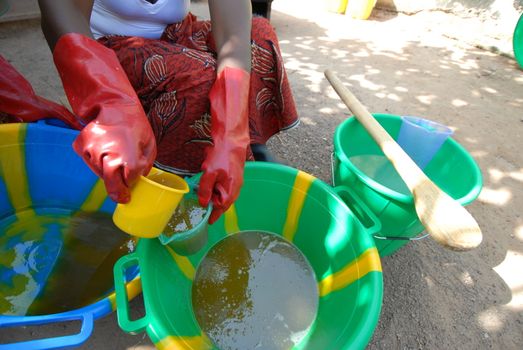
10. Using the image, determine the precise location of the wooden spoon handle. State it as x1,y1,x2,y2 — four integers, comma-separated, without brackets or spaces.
325,69,424,189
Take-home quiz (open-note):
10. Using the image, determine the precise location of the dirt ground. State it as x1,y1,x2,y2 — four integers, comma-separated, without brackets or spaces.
0,0,522,349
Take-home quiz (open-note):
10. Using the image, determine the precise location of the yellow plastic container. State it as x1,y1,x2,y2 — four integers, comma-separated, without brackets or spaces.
326,0,348,14
346,0,377,20
113,167,189,238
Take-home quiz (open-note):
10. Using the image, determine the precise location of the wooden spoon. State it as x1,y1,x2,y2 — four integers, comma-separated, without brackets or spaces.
325,69,482,251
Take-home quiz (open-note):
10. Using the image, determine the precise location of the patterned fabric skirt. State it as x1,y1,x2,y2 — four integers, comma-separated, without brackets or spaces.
98,13,299,175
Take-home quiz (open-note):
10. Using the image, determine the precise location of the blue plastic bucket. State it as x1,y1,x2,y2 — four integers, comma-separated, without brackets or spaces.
0,121,141,350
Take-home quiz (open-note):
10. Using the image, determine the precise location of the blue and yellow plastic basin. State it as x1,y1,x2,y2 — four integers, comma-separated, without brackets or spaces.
0,121,141,350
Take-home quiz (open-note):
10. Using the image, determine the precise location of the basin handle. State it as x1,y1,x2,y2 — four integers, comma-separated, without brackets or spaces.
114,253,149,334
332,185,382,238
0,312,94,350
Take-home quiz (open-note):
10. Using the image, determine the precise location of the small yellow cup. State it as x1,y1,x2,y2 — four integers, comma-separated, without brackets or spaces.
113,167,190,238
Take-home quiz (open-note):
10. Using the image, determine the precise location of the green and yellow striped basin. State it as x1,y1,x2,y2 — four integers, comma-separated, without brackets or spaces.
114,162,383,350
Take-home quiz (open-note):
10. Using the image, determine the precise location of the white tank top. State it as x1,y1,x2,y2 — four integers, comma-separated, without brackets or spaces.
90,0,190,39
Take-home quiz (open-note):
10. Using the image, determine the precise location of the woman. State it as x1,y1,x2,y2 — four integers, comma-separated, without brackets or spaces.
34,0,299,224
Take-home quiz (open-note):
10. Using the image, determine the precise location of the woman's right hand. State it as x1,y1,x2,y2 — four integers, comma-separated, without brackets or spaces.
38,2,156,202
53,33,157,203
72,116,156,203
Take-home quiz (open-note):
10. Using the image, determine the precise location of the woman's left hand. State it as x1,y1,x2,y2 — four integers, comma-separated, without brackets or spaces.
198,67,250,224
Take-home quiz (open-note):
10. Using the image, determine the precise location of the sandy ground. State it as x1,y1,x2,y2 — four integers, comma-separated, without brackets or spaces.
1,0,522,349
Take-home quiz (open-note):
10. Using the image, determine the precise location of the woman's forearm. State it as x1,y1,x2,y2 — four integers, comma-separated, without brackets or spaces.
38,0,94,50
208,0,252,73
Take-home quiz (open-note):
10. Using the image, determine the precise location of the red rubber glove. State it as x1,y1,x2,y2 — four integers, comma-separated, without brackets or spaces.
198,67,250,224
53,34,157,203
0,55,83,129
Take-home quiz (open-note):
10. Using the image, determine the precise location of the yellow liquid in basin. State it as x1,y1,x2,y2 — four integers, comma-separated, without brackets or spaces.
0,209,135,316
192,230,319,350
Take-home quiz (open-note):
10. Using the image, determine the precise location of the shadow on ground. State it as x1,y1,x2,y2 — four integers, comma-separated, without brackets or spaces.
268,6,522,350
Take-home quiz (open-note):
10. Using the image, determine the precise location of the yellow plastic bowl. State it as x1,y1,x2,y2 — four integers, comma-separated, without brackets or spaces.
113,167,189,238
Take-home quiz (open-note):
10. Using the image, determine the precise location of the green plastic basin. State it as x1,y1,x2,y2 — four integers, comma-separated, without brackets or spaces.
114,162,383,350
333,114,483,256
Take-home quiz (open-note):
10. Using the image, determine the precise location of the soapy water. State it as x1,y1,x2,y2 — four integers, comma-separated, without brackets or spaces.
0,208,135,316
350,155,410,195
192,230,319,350
164,197,208,235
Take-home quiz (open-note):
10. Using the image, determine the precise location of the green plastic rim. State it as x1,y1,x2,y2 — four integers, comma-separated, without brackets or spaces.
514,13,523,69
